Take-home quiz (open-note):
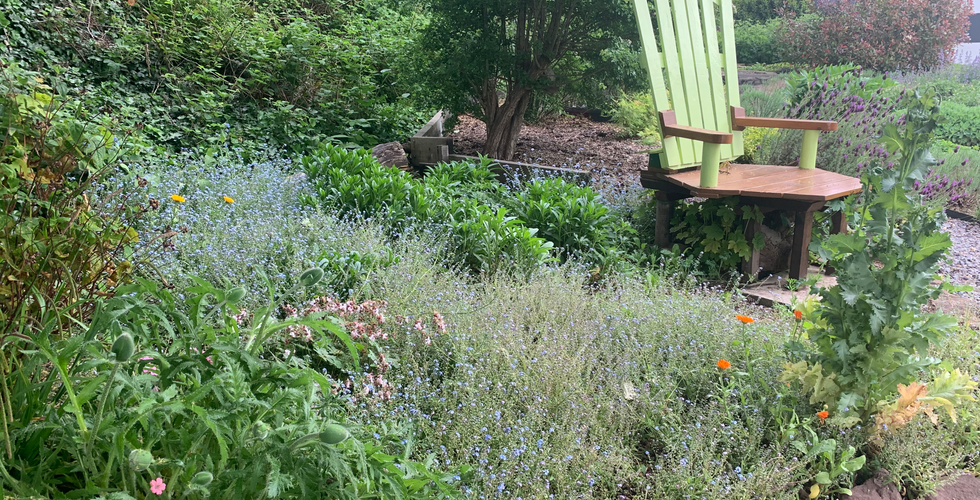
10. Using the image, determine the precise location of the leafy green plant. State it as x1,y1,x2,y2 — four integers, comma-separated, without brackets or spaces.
734,0,810,22
790,428,866,498
0,272,466,498
670,198,765,275
447,202,554,275
935,101,980,147
783,92,975,422
505,177,620,263
608,92,661,145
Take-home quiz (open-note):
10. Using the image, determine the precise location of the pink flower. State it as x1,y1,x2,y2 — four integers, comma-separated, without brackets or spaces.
150,477,166,495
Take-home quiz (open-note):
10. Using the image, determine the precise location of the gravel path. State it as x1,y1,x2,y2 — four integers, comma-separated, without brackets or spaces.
940,217,980,306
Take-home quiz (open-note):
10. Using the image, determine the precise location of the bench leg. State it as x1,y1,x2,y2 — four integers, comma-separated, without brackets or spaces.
790,210,815,280
741,217,761,278
830,210,846,235
655,199,673,248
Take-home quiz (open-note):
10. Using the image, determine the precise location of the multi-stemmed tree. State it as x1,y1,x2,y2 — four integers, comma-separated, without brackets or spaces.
418,0,635,159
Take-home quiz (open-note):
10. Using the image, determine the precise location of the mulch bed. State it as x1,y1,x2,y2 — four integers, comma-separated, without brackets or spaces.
448,114,649,190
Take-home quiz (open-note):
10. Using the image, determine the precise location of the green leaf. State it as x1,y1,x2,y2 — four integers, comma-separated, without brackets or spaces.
842,455,866,473
814,471,832,485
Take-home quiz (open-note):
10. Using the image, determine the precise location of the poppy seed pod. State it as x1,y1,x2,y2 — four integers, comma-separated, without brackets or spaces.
111,333,135,362
225,286,246,304
191,471,214,487
319,424,349,445
128,449,153,471
299,268,324,287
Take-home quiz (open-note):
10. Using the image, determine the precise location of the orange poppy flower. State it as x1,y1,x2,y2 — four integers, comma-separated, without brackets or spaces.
717,359,731,370
735,314,755,324
817,410,829,420
794,310,803,321
223,196,235,203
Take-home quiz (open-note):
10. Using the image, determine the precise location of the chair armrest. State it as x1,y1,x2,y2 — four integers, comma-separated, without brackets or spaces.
730,106,837,131
659,111,733,144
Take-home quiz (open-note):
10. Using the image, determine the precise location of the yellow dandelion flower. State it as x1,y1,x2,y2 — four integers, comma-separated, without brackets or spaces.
223,196,235,203
170,194,185,203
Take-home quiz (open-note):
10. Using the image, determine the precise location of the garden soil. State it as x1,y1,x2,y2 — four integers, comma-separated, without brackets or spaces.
448,114,649,189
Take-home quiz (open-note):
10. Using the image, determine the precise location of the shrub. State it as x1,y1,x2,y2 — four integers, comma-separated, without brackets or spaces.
0,62,149,334
734,20,782,65
670,198,765,276
757,66,902,178
935,101,980,147
608,92,661,144
777,0,971,72
734,0,810,22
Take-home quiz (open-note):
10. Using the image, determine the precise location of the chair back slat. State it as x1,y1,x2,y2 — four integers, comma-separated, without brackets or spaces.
717,0,743,157
669,0,708,164
700,0,735,160
653,0,696,166
634,0,745,169
682,0,718,164
633,0,681,168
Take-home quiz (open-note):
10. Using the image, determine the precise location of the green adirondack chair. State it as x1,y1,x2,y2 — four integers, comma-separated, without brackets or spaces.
632,0,862,279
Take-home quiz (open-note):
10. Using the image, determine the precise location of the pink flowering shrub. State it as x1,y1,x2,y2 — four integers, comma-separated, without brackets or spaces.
777,0,971,71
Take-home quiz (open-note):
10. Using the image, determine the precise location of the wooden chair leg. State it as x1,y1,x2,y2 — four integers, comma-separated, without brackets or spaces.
655,200,674,248
830,210,847,235
790,210,815,280
741,218,761,278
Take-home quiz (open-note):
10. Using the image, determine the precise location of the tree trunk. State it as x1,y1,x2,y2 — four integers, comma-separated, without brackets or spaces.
481,86,533,160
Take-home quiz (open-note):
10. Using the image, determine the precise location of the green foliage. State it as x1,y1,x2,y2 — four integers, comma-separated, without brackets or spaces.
734,20,783,65
791,92,966,420
670,198,765,274
0,62,142,334
935,101,980,147
734,0,810,22
608,92,662,144
300,145,637,274
446,203,555,275
3,0,430,152
0,275,465,498
790,428,865,497
506,177,622,263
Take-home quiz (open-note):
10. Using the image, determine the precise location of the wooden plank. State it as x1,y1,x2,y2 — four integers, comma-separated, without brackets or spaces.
701,0,735,161
656,0,696,165
671,0,707,164
659,165,862,202
733,114,838,131
633,0,680,169
718,0,742,157
660,111,733,143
